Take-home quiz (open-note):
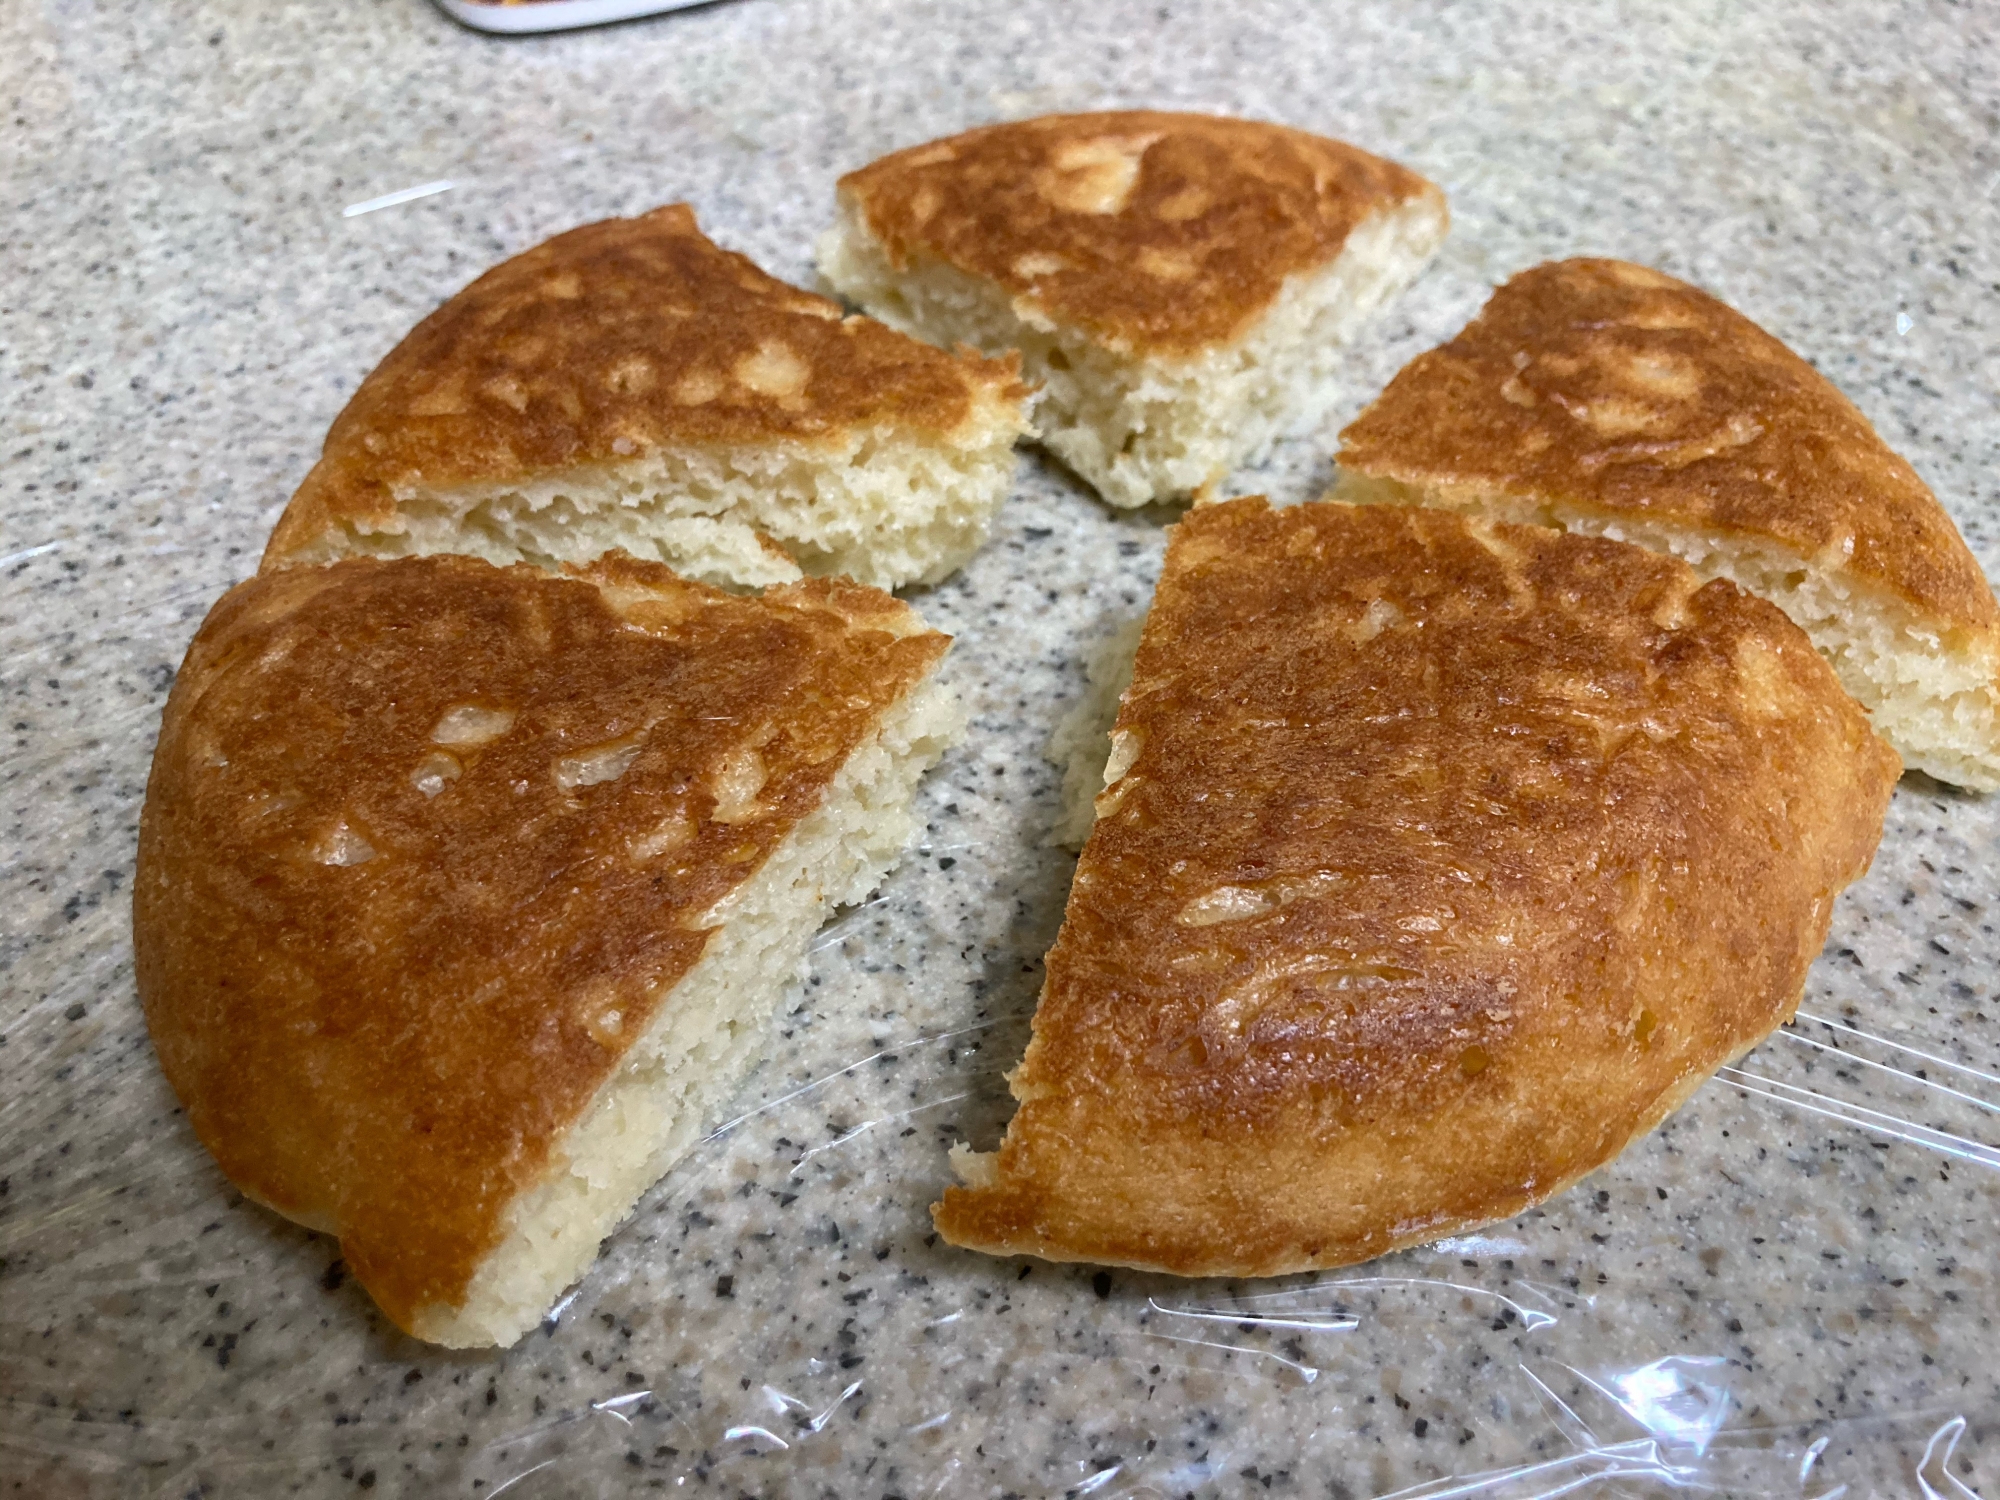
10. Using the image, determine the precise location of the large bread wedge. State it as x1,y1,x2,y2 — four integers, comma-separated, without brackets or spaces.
1336,257,2000,789
938,499,1897,1274
137,552,957,1345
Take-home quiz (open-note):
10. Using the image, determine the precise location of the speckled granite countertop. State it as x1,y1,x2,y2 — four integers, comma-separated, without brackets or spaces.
4,2,1998,1495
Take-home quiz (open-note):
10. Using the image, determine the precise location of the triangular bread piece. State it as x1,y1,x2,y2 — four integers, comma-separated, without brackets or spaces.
263,204,1029,592
818,112,1447,507
1335,257,2000,789
135,552,958,1346
936,499,1897,1275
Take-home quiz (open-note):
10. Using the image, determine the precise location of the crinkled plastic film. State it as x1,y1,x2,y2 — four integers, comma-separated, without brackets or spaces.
6,0,2000,1494
6,817,1997,1497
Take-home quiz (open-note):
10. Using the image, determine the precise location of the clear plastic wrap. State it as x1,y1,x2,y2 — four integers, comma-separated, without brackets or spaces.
5,827,1994,1496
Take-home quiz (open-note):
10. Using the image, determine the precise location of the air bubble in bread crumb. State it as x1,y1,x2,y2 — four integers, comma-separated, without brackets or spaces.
555,739,643,791
1092,727,1144,818
630,808,694,861
709,746,770,823
1347,596,1406,643
412,750,462,798
313,820,377,866
1178,885,1278,927
433,705,517,746
733,341,810,405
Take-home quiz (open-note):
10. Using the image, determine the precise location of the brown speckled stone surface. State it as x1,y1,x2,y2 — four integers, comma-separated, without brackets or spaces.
3,2,1996,1496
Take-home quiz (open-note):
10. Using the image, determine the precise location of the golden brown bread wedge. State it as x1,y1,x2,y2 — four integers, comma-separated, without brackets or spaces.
136,553,958,1346
819,111,1447,506
935,499,1898,1276
1334,257,2000,790
263,204,1028,591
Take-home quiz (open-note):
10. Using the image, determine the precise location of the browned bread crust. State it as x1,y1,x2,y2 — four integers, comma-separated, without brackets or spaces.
1336,257,1999,636
263,204,1024,567
837,111,1444,357
934,499,1897,1275
135,553,946,1334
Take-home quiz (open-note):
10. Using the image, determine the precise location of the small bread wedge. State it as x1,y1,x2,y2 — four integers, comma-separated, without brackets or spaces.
819,112,1447,507
1335,257,2000,789
136,553,958,1346
263,204,1029,592
936,499,1897,1276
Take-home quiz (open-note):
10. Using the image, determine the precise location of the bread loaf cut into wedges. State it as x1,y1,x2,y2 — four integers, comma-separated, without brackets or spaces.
135,552,959,1347
819,112,1447,508
1334,257,2000,790
936,498,1897,1277
263,204,1030,592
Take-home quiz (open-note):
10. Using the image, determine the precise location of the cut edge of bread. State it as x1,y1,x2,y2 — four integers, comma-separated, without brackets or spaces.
1045,614,1146,849
272,406,1027,593
816,194,1447,509
409,674,963,1348
1333,473,1998,791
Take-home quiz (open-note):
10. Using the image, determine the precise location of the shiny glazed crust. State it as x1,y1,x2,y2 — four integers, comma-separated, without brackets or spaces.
135,553,947,1333
837,111,1445,357
933,499,1898,1275
1336,257,1999,636
263,204,1025,567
